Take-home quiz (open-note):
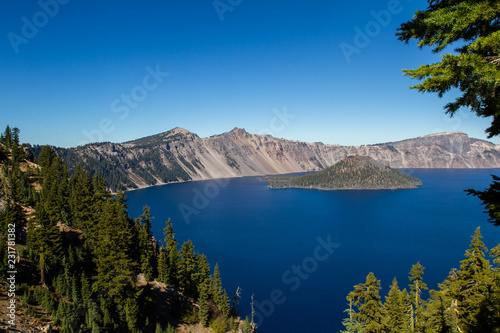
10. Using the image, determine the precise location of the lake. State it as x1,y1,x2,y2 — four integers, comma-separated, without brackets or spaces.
126,169,500,333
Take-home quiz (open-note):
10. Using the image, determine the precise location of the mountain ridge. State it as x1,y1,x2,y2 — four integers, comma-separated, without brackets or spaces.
27,129,500,191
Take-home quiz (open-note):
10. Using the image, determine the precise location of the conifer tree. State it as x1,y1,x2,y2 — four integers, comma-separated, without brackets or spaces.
136,206,156,280
158,219,178,285
384,278,410,333
114,189,129,209
11,127,20,146
69,164,94,232
340,298,363,333
196,253,211,292
125,295,140,332
92,199,138,298
199,283,210,327
455,227,495,332
409,262,428,332
397,0,500,138
28,204,63,286
243,317,254,333
398,0,500,227
178,240,198,295
3,125,12,149
348,272,384,332
424,288,455,333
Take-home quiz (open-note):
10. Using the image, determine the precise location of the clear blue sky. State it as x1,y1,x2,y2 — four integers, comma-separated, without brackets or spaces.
1,0,498,147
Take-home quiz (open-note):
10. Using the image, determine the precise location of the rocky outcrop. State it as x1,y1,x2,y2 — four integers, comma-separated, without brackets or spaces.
40,128,500,191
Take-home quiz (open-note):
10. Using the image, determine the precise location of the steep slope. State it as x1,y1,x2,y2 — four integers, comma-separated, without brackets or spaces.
27,128,500,191
268,155,423,190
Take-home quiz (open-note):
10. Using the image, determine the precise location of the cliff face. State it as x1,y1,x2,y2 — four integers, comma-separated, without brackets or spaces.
47,128,500,191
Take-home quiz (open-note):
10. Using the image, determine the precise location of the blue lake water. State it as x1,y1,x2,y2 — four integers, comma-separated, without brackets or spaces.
126,169,500,333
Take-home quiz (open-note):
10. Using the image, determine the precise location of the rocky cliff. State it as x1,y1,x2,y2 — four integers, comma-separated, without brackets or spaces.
33,128,500,191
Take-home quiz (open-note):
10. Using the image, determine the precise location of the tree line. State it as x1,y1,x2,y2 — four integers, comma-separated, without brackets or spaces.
269,156,422,190
341,227,500,333
0,126,255,332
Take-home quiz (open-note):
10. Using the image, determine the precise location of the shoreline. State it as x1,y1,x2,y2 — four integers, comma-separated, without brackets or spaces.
117,166,500,194
268,184,422,191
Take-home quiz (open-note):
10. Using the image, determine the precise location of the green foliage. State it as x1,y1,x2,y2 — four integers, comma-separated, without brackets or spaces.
158,218,179,286
181,305,199,325
30,140,193,192
467,175,500,226
342,228,500,333
269,156,422,190
347,272,385,332
409,262,428,331
28,204,63,285
398,2,500,229
8,128,236,332
178,240,198,295
397,0,500,138
243,317,256,333
383,278,410,333
0,125,20,149
210,314,232,333
199,283,210,327
136,206,157,280
212,263,230,316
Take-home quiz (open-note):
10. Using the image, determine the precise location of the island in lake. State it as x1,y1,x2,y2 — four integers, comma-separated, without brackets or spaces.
268,155,423,190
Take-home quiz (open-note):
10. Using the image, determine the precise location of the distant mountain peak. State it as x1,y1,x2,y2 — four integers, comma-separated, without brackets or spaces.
168,127,192,135
48,127,500,192
229,127,248,135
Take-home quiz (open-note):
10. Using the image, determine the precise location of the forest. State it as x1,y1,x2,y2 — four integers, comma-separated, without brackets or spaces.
340,228,500,333
0,126,256,333
268,156,422,190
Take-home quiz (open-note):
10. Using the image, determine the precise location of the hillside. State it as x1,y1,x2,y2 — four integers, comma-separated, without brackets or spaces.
268,156,422,190
1,126,254,333
27,128,500,191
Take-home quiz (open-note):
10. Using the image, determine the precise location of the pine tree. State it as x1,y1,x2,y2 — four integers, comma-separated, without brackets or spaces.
125,295,140,332
397,1,500,138
157,248,168,283
159,219,178,286
424,288,455,333
199,283,210,327
384,278,410,333
136,206,156,280
398,0,500,227
178,240,197,295
3,125,12,149
114,189,129,209
348,272,384,332
243,317,254,333
340,298,363,333
69,164,94,232
196,253,211,292
212,263,230,316
409,262,428,332
455,227,495,332
28,204,63,286
81,272,92,307
92,199,138,299
11,127,20,146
